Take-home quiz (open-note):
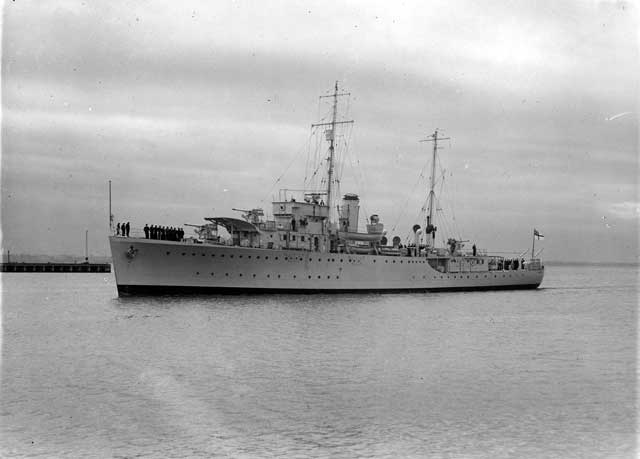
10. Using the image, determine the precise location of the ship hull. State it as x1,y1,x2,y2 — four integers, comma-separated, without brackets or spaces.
110,237,544,296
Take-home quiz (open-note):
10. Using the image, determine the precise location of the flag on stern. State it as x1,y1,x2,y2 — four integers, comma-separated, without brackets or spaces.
534,229,544,240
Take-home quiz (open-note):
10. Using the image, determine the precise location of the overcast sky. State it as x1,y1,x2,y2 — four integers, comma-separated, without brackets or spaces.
2,0,638,263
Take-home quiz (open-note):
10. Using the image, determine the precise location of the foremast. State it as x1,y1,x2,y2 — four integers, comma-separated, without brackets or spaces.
420,129,450,250
311,81,354,224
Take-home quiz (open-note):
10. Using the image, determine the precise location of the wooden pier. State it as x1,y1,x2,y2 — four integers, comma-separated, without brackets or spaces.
1,262,111,273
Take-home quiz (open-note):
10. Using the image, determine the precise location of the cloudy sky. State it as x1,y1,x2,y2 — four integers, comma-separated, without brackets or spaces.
2,0,638,263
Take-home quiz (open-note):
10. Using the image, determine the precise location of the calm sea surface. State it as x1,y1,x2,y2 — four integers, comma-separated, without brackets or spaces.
1,265,637,458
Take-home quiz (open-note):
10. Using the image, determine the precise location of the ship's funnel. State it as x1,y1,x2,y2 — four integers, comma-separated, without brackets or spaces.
414,228,423,248
339,193,360,232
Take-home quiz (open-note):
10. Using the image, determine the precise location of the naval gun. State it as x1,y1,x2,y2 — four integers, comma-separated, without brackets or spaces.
232,208,264,224
184,222,219,241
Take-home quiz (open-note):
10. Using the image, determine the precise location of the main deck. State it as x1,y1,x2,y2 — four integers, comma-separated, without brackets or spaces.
110,237,544,295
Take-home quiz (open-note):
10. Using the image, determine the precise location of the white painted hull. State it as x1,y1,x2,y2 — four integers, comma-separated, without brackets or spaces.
110,237,544,295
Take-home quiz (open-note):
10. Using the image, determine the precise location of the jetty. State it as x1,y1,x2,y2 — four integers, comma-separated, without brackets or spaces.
1,262,111,273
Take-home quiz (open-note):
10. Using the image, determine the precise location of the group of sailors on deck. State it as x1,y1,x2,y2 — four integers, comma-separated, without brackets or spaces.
144,224,184,241
116,222,130,237
499,258,525,270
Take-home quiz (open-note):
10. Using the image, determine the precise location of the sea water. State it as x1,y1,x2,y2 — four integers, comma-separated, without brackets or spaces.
1,264,636,458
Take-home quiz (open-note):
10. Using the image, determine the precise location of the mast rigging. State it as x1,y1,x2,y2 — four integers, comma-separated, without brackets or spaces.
311,81,353,222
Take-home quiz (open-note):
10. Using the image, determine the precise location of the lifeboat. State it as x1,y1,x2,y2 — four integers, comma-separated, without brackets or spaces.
338,231,386,242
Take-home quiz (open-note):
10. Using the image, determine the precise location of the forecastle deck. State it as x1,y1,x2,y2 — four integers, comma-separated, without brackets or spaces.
110,237,544,295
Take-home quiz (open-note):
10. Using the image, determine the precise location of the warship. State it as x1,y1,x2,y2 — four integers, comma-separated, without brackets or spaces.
109,83,544,295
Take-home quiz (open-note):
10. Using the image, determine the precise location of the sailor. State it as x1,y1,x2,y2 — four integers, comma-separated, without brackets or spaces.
125,222,131,237
472,244,477,256
144,224,149,239
116,223,121,236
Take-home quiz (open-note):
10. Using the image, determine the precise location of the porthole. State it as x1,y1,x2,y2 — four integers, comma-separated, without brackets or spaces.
196,272,200,275
252,274,256,278
211,254,215,257
256,256,260,259
331,258,335,262
340,259,343,262
277,274,281,278
393,260,396,263
308,275,312,279
230,255,234,258
225,273,229,276
336,276,340,279
248,255,251,259
327,275,330,279
373,260,376,263
221,254,225,258
201,253,205,257
166,251,171,255
293,275,297,279
385,260,388,263
182,253,186,256
275,257,278,260
211,273,214,276
318,258,321,262
267,274,270,278
239,273,243,277
192,253,196,256
309,258,313,262
265,256,269,260
284,257,288,260
317,275,321,279
239,255,243,258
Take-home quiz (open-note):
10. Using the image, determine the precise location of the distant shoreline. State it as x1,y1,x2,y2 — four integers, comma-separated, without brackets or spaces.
545,260,638,268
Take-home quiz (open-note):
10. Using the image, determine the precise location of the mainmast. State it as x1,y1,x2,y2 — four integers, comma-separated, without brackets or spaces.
420,129,450,248
311,81,353,222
